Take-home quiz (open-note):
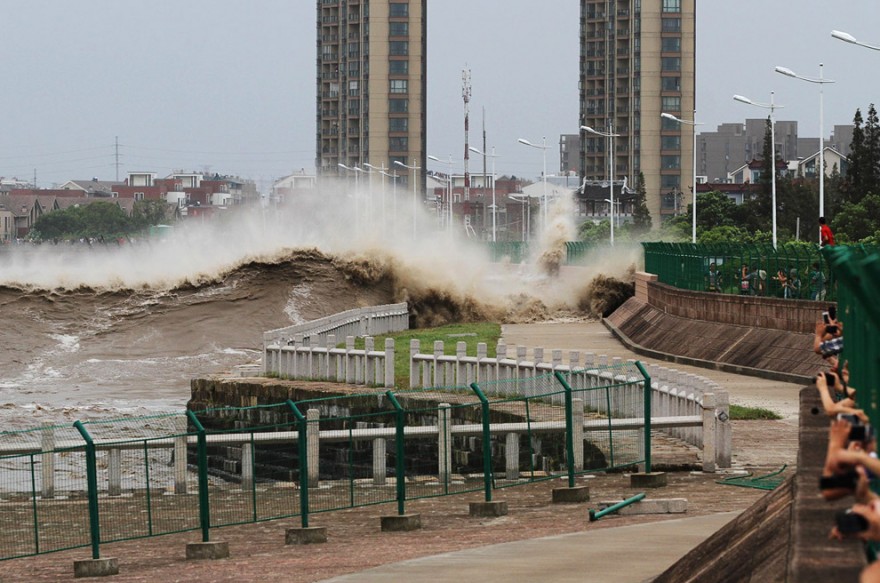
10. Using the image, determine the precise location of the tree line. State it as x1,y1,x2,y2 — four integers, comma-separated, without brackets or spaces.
29,200,171,241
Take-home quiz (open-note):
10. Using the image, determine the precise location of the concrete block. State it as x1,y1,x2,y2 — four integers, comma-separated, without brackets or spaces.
73,557,119,578
630,471,667,488
469,501,508,517
285,526,327,545
552,486,590,503
598,498,687,515
185,541,229,560
380,514,422,531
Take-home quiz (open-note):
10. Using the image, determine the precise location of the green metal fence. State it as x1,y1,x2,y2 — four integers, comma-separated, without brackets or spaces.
0,364,649,562
486,241,638,265
824,245,880,427
641,242,880,301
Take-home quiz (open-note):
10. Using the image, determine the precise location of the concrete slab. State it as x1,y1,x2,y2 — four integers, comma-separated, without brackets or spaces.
318,512,740,583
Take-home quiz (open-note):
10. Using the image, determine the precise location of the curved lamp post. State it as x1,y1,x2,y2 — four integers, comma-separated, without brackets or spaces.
517,137,549,225
427,155,455,232
661,112,703,243
364,162,388,229
734,93,783,249
468,146,498,242
338,163,361,232
775,64,834,241
581,125,621,245
832,30,880,51
394,159,421,240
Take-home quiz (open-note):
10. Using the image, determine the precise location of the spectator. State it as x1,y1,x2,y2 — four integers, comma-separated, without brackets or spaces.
809,262,827,301
786,267,801,299
820,217,835,248
773,269,788,297
705,262,722,292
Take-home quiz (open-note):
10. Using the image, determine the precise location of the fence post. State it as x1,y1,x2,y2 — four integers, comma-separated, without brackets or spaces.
73,421,102,559
505,433,519,480
40,423,55,499
469,383,493,502
715,390,732,468
373,438,387,486
438,403,452,491
174,435,188,494
701,393,717,473
634,362,652,474
286,400,309,528
384,338,395,388
554,371,576,488
108,449,122,497
409,339,420,389
385,391,407,515
186,410,211,543
307,409,320,488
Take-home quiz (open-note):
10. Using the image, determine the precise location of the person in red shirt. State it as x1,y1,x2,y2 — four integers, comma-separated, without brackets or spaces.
820,217,835,247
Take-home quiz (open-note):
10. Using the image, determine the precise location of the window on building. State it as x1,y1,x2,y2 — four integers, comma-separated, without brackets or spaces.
389,59,409,75
349,80,359,96
661,18,681,32
389,136,409,152
389,22,408,36
389,41,409,56
134,192,145,201
390,79,408,94
662,0,681,13
389,3,409,17
348,62,360,76
389,98,409,113
661,57,681,72
661,175,681,189
389,117,408,133
661,76,681,91
661,37,681,52
662,96,681,111
661,136,681,150
661,116,680,131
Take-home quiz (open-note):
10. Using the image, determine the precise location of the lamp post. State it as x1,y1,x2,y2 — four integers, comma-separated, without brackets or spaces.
364,162,388,229
394,159,420,239
581,125,621,245
832,30,880,51
427,155,455,232
338,163,360,232
734,93,783,249
354,165,372,225
380,170,399,221
517,137,548,225
468,146,498,242
775,64,835,242
661,112,703,243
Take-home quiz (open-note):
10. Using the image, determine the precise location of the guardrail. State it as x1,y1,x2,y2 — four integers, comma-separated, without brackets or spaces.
264,334,395,387
409,340,730,470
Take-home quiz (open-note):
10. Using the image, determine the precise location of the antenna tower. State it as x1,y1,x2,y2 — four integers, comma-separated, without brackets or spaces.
462,68,471,201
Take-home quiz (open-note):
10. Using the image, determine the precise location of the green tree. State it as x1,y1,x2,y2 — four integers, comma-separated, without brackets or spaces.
630,172,652,233
577,219,611,243
845,108,868,205
831,194,880,242
131,200,170,229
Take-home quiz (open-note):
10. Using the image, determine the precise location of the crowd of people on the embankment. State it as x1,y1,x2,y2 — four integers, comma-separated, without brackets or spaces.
813,303,880,579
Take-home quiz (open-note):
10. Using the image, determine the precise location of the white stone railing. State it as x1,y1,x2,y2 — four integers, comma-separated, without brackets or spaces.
262,302,408,380
409,340,731,470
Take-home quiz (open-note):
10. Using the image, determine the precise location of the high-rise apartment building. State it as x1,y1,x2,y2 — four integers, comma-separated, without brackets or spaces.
579,0,696,224
316,0,426,191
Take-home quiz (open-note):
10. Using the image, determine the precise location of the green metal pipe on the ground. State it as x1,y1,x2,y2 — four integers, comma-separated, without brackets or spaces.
588,492,646,522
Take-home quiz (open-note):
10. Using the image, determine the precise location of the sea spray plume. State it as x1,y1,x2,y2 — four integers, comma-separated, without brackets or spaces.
535,190,578,277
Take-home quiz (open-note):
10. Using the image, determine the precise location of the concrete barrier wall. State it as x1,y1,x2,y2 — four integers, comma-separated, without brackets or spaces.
635,272,831,334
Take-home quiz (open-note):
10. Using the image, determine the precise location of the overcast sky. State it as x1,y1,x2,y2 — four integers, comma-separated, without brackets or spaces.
1,1,878,189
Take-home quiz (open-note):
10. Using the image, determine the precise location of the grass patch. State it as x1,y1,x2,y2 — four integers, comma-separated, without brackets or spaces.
350,322,502,388
729,404,782,420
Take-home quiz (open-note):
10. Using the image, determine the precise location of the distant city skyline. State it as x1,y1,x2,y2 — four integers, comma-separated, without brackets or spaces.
1,1,879,187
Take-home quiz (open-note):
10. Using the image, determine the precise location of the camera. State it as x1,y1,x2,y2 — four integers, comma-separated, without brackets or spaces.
826,325,839,335
823,311,831,324
836,509,869,535
824,371,837,385
837,414,874,443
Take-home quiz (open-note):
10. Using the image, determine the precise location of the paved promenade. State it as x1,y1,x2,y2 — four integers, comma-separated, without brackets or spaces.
321,321,804,583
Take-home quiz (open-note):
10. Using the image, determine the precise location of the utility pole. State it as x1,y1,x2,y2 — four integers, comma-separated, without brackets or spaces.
462,68,471,202
115,136,120,182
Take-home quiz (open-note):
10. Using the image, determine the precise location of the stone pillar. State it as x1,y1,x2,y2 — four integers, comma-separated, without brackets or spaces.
410,339,420,389
373,438,386,485
505,433,520,480
456,341,467,387
174,435,188,494
701,393,717,473
365,337,375,386
41,424,55,499
307,409,320,487
433,341,445,387
438,403,452,484
108,449,122,497
241,442,254,491
573,398,584,472
715,390,732,468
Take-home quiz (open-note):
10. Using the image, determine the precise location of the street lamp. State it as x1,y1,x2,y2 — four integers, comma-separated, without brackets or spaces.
661,112,704,243
364,162,388,229
427,155,455,232
354,166,372,225
338,163,360,232
394,159,421,239
517,137,548,226
468,146,498,242
380,169,399,220
734,93,783,249
581,125,621,245
775,64,834,241
832,30,880,51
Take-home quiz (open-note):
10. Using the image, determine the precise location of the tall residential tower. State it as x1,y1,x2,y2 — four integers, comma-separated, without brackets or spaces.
579,0,696,224
316,0,427,192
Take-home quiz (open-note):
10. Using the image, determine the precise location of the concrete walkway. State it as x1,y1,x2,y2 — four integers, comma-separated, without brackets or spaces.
320,512,739,583
321,321,804,583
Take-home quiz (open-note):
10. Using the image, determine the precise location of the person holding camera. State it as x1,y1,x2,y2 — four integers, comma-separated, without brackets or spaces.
814,307,844,360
